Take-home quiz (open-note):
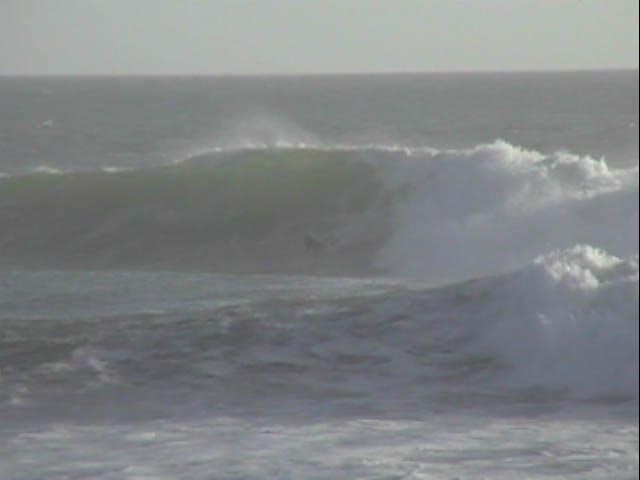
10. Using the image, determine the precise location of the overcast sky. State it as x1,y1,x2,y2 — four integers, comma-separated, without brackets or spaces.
1,0,638,75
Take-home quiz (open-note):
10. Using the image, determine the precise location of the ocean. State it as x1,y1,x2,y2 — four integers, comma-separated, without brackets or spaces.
0,71,638,479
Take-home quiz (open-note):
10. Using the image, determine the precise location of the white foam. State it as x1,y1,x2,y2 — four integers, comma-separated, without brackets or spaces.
376,140,639,283
32,165,64,175
100,166,132,174
475,245,639,397
2,416,635,480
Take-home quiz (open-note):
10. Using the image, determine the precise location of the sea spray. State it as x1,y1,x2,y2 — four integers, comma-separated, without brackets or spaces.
375,141,639,282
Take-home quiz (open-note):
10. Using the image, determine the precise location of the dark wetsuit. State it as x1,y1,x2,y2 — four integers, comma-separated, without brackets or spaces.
304,234,324,254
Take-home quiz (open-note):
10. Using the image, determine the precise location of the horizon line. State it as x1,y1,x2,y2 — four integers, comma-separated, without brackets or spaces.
0,67,637,79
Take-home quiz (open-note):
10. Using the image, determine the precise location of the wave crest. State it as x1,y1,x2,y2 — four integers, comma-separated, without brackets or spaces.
375,140,638,282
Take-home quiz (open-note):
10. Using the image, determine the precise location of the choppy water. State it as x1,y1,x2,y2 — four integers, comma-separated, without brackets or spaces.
1,72,638,479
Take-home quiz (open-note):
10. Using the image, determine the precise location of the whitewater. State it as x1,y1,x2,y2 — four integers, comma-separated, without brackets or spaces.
0,72,638,479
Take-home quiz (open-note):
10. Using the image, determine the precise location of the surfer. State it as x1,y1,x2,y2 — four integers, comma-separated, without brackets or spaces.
304,233,329,254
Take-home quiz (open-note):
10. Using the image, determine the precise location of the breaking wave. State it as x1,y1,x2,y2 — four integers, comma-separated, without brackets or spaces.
2,246,637,421
0,141,637,282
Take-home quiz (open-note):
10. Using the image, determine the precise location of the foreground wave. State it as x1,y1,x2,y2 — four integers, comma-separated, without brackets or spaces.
1,141,637,281
1,245,637,423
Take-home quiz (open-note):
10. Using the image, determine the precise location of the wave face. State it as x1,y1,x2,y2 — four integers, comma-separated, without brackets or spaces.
2,247,637,424
0,147,392,273
1,141,638,282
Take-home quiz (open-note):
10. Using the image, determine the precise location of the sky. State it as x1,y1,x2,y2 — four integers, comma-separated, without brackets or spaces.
0,0,638,75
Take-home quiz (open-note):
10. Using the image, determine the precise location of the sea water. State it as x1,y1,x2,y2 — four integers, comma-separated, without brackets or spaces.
1,72,638,479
